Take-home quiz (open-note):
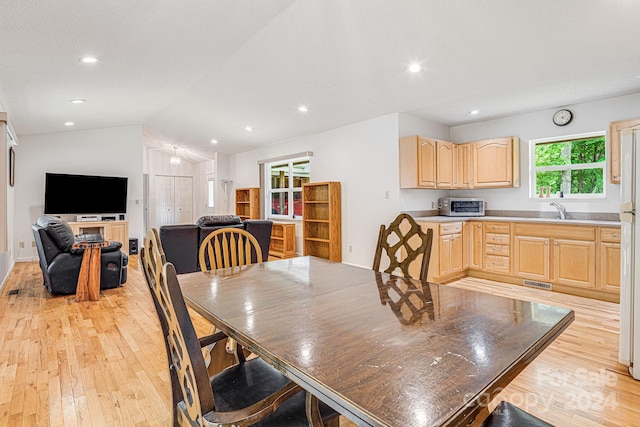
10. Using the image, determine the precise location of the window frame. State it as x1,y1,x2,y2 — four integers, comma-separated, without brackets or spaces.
265,156,310,220
529,131,607,200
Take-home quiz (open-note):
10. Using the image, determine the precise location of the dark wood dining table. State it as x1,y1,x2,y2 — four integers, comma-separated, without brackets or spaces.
178,256,574,426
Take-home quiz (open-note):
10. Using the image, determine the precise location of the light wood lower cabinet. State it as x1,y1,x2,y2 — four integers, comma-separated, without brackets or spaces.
438,222,463,277
599,227,621,293
269,222,296,259
483,222,511,274
514,236,550,281
469,221,483,269
552,239,596,289
68,220,129,253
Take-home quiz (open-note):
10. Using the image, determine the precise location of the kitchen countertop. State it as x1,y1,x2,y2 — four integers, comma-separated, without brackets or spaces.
412,215,622,227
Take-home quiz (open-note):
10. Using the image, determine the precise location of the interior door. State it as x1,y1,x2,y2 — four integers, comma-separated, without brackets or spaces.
174,176,193,224
156,175,175,226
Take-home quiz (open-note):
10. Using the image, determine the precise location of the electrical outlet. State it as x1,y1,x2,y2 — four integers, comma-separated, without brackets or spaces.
349,245,353,253
32,241,36,247
19,241,24,248
384,190,390,199
431,201,435,209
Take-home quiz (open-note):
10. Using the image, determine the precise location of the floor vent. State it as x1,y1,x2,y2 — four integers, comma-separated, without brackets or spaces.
6,289,20,295
523,280,552,290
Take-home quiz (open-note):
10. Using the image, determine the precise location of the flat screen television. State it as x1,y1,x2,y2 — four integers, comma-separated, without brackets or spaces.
44,173,128,215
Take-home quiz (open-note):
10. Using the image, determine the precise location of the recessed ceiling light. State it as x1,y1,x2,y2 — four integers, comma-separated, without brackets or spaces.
408,63,423,73
245,126,253,132
70,99,86,104
80,56,99,63
64,122,75,126
210,139,218,144
298,105,309,113
470,110,480,115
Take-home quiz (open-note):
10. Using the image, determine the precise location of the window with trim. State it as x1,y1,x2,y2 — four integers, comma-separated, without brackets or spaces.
531,132,606,198
267,158,310,219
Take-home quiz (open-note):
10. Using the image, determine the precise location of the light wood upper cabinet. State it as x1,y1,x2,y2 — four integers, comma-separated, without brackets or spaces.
436,140,453,188
472,137,520,188
453,143,472,189
609,117,640,184
418,137,437,187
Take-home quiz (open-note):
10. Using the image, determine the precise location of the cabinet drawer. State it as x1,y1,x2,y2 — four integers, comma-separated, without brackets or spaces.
440,222,463,235
485,222,510,233
600,227,621,243
485,255,510,273
485,244,510,256
485,233,510,244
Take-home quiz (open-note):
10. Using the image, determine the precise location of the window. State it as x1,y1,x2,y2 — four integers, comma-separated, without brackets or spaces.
266,158,310,219
530,132,606,198
207,176,215,208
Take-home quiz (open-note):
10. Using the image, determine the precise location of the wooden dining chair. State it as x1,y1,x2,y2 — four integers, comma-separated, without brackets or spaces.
156,259,340,427
199,227,263,271
142,228,233,427
199,227,264,371
372,213,434,281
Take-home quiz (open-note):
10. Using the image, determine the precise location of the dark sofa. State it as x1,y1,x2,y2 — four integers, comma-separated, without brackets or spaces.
32,215,128,295
159,215,273,274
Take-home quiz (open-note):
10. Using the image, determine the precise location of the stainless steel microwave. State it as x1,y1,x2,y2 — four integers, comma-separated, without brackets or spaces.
439,198,485,216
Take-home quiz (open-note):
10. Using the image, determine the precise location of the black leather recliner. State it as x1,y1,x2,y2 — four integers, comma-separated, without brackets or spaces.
159,215,273,274
32,215,128,295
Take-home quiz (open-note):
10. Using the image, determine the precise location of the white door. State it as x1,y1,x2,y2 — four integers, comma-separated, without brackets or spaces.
174,176,193,224
156,175,175,226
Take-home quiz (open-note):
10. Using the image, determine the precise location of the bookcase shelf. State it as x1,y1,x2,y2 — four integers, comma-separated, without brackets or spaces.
235,188,260,220
269,222,296,259
302,181,341,262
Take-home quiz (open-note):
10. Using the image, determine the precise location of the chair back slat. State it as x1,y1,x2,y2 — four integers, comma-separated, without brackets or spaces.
199,228,263,271
372,213,434,281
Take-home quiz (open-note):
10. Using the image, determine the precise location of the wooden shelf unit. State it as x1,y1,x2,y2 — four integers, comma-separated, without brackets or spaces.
302,182,341,262
68,220,129,254
269,222,296,259
235,187,260,220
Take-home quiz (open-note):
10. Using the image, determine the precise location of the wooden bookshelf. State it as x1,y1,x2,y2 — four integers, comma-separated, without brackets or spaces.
302,181,341,262
269,222,296,259
235,187,260,220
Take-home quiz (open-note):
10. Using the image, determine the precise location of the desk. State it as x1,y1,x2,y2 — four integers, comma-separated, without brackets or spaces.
179,256,574,426
74,240,110,302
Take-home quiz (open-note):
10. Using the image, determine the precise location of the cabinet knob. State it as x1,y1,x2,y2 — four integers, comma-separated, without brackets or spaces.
477,224,481,228
554,242,558,246
544,241,548,245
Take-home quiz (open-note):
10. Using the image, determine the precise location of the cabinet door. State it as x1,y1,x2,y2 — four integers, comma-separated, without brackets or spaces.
110,222,129,253
450,232,463,273
438,234,453,276
462,222,470,269
600,242,620,293
552,239,596,289
418,137,437,188
609,117,640,183
514,236,550,281
469,222,483,269
472,138,513,188
453,143,472,189
436,140,453,188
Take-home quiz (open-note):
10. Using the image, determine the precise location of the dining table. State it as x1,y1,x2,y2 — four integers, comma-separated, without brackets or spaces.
178,256,574,426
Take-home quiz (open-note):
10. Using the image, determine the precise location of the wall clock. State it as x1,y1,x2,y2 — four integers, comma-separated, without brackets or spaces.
553,109,573,126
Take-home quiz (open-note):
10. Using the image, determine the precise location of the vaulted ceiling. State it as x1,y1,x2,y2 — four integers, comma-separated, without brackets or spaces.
1,0,639,161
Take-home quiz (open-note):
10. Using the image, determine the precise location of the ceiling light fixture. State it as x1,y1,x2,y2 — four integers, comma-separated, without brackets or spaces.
70,99,86,104
408,63,423,73
470,110,480,115
170,146,181,165
80,56,99,63
298,105,309,113
64,121,75,126
245,126,254,132
210,139,218,144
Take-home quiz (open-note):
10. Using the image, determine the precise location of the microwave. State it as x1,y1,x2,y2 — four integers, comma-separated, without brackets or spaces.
439,198,485,217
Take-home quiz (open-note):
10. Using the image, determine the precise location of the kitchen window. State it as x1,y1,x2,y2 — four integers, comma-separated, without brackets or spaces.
530,132,606,199
266,157,310,219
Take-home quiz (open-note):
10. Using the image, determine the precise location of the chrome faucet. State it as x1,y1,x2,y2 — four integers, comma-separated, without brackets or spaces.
550,202,567,220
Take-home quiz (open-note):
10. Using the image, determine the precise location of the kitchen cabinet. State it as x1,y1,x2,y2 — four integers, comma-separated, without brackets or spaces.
609,117,640,184
453,143,472,189
599,227,621,293
235,187,260,220
471,137,520,188
552,238,596,289
468,221,483,269
302,181,341,262
514,235,550,281
399,136,454,189
438,222,463,277
483,222,511,274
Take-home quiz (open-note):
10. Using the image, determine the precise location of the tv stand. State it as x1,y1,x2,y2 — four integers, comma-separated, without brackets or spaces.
68,220,129,253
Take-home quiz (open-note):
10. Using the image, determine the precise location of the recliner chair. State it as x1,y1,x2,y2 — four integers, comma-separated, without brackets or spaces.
32,215,128,294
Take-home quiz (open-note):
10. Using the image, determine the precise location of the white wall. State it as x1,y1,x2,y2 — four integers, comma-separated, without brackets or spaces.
16,126,144,260
230,113,402,268
448,92,640,215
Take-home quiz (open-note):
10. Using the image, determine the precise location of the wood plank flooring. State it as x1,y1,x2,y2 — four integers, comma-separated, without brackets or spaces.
0,259,639,426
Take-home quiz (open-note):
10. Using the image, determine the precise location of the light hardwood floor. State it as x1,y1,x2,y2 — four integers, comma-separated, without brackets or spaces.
1,259,639,426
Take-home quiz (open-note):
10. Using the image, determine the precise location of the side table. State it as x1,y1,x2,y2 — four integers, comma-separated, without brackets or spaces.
74,240,110,302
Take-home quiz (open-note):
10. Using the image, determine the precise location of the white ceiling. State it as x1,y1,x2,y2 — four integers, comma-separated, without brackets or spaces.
1,0,640,161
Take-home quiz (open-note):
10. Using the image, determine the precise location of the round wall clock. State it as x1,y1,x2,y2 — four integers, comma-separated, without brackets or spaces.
553,109,573,126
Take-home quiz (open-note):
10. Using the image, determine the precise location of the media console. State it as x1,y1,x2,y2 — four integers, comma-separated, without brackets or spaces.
67,220,129,253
